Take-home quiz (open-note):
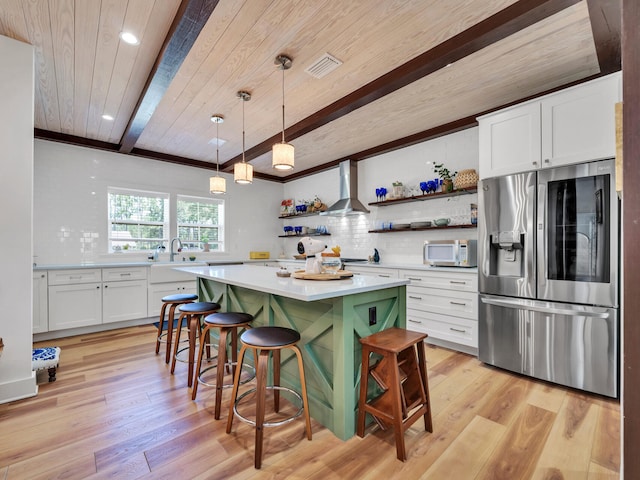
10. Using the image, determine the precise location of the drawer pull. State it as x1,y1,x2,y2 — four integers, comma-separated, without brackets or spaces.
69,275,82,280
408,277,422,281
378,274,391,278
449,327,466,333
408,319,423,324
450,301,466,306
408,295,423,300
449,280,466,285
120,273,131,276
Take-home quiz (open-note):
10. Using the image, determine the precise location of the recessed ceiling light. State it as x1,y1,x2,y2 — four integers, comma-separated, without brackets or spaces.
120,32,139,45
102,114,114,121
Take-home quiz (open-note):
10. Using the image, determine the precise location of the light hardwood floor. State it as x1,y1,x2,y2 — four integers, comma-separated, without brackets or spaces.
0,325,620,479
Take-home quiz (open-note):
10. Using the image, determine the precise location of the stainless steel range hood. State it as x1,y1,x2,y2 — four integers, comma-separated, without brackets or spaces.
321,160,370,216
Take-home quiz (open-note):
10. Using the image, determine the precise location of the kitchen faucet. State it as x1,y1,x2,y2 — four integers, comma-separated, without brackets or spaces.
170,237,183,262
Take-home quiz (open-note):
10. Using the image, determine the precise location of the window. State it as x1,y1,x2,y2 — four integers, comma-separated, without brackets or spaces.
177,195,225,252
108,188,169,251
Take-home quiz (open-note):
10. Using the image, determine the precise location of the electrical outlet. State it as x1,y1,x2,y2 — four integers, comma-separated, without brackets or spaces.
369,306,377,326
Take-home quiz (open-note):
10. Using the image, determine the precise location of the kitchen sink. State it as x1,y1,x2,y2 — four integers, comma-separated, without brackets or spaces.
148,262,207,283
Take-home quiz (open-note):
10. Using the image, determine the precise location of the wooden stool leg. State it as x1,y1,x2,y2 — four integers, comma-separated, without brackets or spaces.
214,327,230,419
417,342,433,432
389,351,407,462
187,315,198,387
291,344,312,440
164,303,178,363
357,346,371,437
156,302,169,355
170,312,187,374
226,344,249,434
191,325,210,401
47,367,57,382
272,349,280,413
255,349,269,469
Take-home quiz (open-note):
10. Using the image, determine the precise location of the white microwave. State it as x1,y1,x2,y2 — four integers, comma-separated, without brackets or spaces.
423,239,477,267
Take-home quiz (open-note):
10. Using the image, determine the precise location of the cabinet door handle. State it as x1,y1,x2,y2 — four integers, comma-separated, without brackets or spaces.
41,274,45,278
408,295,423,300
449,327,466,333
449,280,466,285
96,285,100,289
408,319,423,324
408,277,422,281
532,161,538,166
544,158,550,164
450,301,466,306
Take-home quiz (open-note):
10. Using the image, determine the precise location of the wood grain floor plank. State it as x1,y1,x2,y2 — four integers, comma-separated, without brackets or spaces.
422,415,506,479
476,404,556,480
0,326,619,479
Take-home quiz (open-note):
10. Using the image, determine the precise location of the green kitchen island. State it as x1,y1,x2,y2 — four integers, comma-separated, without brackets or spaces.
176,264,408,440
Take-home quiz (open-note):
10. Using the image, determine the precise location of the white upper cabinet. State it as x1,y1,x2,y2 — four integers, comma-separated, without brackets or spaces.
479,72,621,179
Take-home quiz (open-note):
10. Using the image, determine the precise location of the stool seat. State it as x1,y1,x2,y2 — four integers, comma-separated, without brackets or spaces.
161,293,198,303
178,301,221,314
240,326,300,348
204,312,254,327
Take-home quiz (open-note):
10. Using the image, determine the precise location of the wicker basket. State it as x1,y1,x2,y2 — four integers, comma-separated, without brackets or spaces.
454,169,479,190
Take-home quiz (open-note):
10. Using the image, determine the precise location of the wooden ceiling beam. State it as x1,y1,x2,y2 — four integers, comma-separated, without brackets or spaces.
586,0,621,74
220,0,581,171
119,0,220,153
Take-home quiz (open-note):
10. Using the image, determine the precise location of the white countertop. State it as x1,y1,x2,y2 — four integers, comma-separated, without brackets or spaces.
175,264,409,302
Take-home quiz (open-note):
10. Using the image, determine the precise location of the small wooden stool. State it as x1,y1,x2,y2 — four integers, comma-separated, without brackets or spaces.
192,312,255,419
226,326,312,469
170,301,220,387
357,327,433,461
155,293,198,363
32,347,61,382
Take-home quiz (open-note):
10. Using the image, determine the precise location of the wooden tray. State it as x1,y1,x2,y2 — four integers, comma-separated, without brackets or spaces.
291,270,354,280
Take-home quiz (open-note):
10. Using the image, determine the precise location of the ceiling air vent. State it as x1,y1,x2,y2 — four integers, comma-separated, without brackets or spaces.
304,53,343,79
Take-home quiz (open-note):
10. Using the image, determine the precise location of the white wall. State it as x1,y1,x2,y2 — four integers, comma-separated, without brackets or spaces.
33,140,284,265
0,36,37,403
283,127,479,264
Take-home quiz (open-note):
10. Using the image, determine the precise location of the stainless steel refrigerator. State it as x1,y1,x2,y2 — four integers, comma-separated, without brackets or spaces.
478,159,619,397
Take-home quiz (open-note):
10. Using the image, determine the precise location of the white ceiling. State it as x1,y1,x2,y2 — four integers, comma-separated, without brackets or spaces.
0,0,619,181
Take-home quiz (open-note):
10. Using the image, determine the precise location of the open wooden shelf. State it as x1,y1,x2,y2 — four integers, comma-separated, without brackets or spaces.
368,224,477,233
368,187,477,207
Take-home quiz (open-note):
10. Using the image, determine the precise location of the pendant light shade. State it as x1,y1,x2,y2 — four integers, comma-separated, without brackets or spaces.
272,54,294,171
209,114,226,194
234,91,253,184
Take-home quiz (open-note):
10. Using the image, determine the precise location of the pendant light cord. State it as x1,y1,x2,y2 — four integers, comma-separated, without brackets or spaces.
216,120,220,174
242,96,246,163
281,62,286,143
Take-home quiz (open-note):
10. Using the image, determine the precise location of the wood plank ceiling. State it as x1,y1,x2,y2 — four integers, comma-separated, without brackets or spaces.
0,0,620,182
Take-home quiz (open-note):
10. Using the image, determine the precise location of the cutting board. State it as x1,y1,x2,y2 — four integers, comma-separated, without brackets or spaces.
291,270,354,280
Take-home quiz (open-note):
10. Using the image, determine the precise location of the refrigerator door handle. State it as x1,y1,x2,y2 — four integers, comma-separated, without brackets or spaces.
480,296,611,318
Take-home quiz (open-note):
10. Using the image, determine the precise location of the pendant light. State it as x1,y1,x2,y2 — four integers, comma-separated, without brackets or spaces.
209,114,226,194
272,54,294,170
234,91,253,184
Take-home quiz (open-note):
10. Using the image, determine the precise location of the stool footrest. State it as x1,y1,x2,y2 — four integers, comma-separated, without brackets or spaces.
234,386,304,428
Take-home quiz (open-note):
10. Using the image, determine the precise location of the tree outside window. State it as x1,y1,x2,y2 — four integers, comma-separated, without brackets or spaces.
177,195,225,252
108,188,169,251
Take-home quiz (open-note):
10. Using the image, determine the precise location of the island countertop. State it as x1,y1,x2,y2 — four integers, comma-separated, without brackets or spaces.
175,264,409,302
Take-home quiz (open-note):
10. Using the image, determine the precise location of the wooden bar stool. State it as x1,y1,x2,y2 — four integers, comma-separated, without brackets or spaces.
357,327,433,461
155,293,198,363
226,326,312,469
170,301,220,387
192,312,255,419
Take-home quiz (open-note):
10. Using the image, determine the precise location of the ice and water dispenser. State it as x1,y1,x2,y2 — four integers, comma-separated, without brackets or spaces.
489,230,526,277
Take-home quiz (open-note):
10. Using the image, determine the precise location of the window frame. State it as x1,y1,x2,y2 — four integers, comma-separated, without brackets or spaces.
176,194,225,252
107,187,169,252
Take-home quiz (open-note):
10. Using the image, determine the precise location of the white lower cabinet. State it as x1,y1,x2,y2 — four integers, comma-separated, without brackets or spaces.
400,268,478,352
347,265,399,278
33,271,49,333
46,267,149,331
48,282,102,331
147,281,197,318
103,279,148,323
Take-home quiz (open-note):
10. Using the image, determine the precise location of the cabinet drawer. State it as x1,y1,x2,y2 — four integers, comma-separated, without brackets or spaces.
348,266,398,278
406,286,477,319
102,266,147,282
406,309,478,348
48,268,102,285
400,270,477,292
